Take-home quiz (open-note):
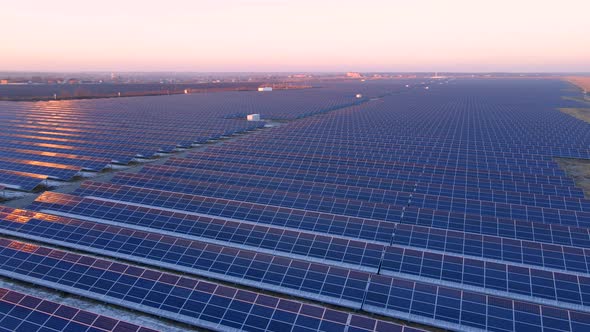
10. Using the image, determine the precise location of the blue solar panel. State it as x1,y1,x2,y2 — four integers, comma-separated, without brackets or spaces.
0,158,80,180
5,206,590,313
365,275,590,332
0,170,46,191
392,224,590,274
401,206,590,247
166,154,576,188
0,288,157,332
0,237,423,332
112,171,590,226
62,182,399,243
0,207,373,308
380,246,590,309
25,194,386,270
156,157,582,198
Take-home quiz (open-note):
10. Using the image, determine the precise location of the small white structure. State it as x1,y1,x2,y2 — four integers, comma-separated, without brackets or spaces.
355,94,363,99
425,86,429,90
184,89,189,94
247,114,261,121
258,87,272,92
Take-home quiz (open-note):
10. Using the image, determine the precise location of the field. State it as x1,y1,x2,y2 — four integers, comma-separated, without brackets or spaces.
558,72,590,196
560,107,590,123
564,76,590,92
556,157,590,197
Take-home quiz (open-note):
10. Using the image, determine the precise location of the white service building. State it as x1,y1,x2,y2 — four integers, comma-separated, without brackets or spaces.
247,114,261,121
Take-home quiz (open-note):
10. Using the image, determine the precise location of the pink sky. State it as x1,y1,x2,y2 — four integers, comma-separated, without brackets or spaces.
1,0,589,72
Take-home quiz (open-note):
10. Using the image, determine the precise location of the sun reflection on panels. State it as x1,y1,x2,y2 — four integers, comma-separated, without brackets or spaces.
12,134,86,144
34,192,77,207
7,240,39,253
0,169,47,180
17,159,81,171
34,143,76,150
4,209,32,224
0,207,69,226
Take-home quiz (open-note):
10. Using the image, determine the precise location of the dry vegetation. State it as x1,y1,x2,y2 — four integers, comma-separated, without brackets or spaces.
559,107,590,124
556,158,590,198
557,80,590,197
563,76,590,92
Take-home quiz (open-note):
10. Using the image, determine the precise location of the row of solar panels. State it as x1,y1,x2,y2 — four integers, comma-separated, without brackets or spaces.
200,145,566,176
112,167,588,212
0,287,157,332
17,193,590,308
4,196,590,332
0,235,419,332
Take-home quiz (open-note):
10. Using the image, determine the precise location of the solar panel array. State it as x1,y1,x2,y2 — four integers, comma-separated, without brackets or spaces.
1,78,590,331
0,85,384,190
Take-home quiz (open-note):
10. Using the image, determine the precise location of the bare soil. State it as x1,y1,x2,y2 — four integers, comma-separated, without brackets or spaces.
559,108,590,124
556,158,590,198
563,76,590,92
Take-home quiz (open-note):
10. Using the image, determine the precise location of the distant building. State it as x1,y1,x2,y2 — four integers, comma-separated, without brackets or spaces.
258,87,272,92
0,79,8,85
346,72,362,78
247,114,261,121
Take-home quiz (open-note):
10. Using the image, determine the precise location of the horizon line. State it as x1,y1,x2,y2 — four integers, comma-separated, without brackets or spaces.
1,70,590,74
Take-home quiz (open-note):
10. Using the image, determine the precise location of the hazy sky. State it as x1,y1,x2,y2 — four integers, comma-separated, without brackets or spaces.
1,0,589,72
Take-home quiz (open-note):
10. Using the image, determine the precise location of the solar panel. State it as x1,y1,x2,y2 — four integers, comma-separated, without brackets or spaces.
56,183,400,243
402,206,590,248
0,169,47,191
112,171,413,207
112,171,590,226
0,288,157,332
0,158,80,181
204,145,564,175
3,206,590,313
0,207,372,308
365,275,590,332
0,237,424,332
28,193,387,268
158,157,581,198
380,246,590,309
166,153,575,187
392,224,590,273
106,174,411,223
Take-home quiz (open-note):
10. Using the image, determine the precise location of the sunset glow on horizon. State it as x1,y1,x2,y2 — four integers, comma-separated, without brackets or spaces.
2,0,589,72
